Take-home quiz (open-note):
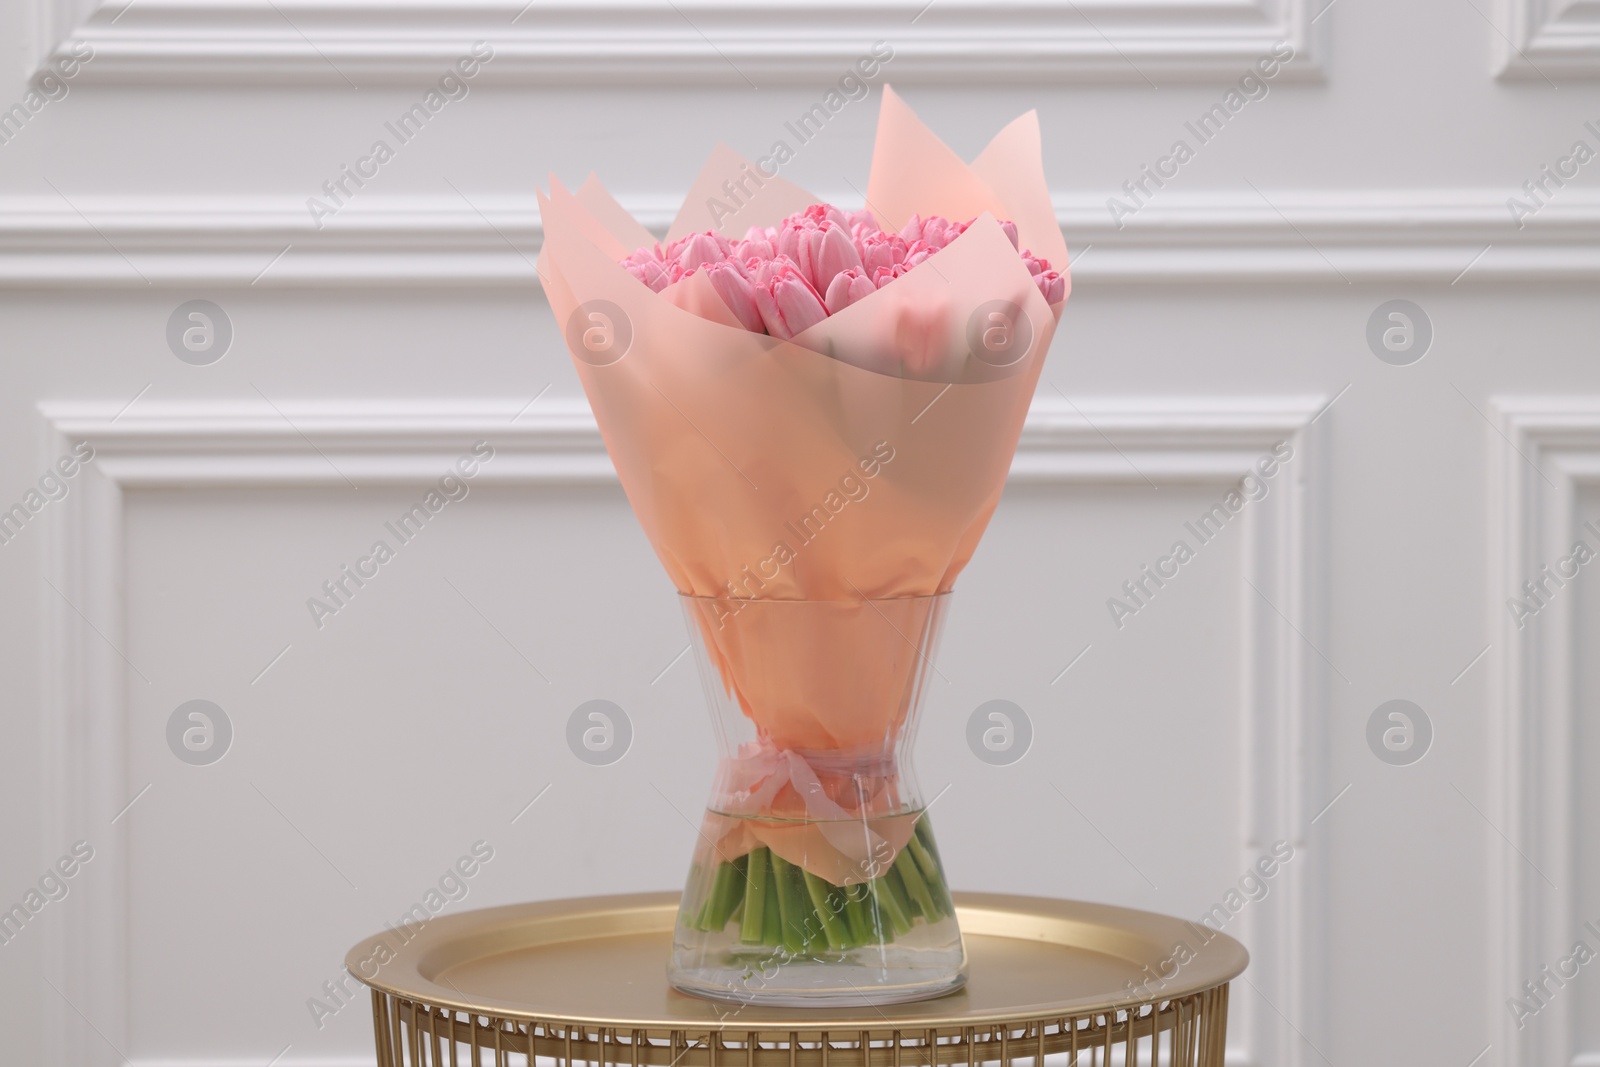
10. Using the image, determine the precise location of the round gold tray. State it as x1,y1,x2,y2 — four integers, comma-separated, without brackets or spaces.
345,891,1246,1067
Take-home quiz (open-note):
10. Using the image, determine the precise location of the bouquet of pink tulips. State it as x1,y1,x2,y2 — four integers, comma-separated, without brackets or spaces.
622,205,1065,341
540,87,1069,992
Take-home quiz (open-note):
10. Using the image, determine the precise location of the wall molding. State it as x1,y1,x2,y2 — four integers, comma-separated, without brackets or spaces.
1499,0,1600,79
1491,398,1600,1067
4,189,1598,288
40,395,1324,1067
36,0,1319,86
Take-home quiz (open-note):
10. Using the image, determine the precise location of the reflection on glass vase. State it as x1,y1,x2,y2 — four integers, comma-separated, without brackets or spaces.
668,593,966,1007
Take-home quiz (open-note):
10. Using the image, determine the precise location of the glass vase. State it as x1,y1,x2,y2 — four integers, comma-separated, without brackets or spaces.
668,593,966,1007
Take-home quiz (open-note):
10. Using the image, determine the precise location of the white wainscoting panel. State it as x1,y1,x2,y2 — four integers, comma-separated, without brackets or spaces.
1491,399,1600,1067
3,190,1598,289
38,396,1323,1067
1499,0,1600,78
34,0,1321,86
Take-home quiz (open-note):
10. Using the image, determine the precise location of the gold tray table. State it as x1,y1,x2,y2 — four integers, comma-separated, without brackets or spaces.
344,892,1247,1067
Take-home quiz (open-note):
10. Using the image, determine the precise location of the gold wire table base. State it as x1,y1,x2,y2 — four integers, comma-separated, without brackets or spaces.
368,988,1232,1067
347,893,1245,1067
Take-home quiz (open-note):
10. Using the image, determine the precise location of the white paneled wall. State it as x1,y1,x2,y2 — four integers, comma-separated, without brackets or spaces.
1,2,1598,1066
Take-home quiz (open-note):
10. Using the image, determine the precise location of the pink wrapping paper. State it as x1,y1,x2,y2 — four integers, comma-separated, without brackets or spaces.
539,88,1068,878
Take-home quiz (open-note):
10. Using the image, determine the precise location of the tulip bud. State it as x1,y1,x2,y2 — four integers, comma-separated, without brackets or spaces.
673,232,726,271
624,257,671,292
794,221,863,294
706,261,768,333
737,234,776,261
871,263,909,289
776,223,803,262
845,209,881,239
804,203,851,230
902,240,935,270
823,268,876,315
749,254,801,289
858,231,907,276
752,264,828,339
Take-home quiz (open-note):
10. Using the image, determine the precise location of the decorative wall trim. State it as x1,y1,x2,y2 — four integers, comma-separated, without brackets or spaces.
1491,399,1600,1067
37,0,1319,86
3,189,1597,288
1017,395,1329,1067
40,395,1324,1067
1499,0,1600,79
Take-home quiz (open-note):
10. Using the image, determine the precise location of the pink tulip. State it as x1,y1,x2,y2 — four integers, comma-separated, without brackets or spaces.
773,218,810,263
871,263,909,289
823,268,876,315
748,254,801,289
845,209,880,239
792,221,862,294
670,230,733,258
736,234,775,262
621,245,670,290
1020,251,1045,277
902,240,935,269
803,203,850,230
672,232,726,271
900,214,964,249
705,261,767,333
624,256,671,292
858,231,907,276
733,255,766,281
752,263,828,339
1035,270,1066,305
998,220,1019,249
922,218,953,248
